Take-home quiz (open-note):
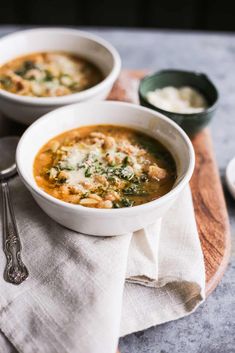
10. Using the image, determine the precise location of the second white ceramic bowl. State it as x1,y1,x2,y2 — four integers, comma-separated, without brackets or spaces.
225,157,235,199
0,28,121,125
16,101,195,236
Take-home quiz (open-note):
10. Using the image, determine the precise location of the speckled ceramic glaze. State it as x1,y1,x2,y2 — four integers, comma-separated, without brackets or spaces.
139,69,219,136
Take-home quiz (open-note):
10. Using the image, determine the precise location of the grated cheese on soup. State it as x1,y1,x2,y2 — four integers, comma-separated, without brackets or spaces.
147,86,207,114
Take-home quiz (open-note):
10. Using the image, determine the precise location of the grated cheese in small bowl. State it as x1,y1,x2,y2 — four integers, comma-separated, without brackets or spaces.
146,86,208,114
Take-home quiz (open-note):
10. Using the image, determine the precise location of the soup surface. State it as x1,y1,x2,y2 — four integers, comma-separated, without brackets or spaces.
0,52,103,97
34,125,177,208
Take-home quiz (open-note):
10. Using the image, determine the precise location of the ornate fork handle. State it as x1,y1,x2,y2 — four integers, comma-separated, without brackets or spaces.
1,180,28,284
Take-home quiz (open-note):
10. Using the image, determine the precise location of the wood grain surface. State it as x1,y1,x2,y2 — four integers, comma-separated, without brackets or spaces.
108,70,231,298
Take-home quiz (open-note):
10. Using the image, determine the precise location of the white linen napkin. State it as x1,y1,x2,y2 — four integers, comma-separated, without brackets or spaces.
0,177,205,353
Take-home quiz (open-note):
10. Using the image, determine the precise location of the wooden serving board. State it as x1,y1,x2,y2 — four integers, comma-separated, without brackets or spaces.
108,70,231,297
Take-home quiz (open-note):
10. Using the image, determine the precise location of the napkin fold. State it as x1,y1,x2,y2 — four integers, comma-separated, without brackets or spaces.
0,177,205,353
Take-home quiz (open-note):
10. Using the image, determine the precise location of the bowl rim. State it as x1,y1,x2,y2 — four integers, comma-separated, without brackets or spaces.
225,156,235,199
138,69,219,117
0,27,121,106
16,100,195,215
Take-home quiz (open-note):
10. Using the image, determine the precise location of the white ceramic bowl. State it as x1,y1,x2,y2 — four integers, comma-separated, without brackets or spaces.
16,101,195,236
0,28,121,125
225,157,235,199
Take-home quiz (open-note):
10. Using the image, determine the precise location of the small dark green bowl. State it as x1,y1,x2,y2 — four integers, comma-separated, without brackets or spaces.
138,69,219,136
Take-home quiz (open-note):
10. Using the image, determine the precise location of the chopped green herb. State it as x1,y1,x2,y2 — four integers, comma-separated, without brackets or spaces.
44,70,54,81
0,77,12,88
15,60,36,76
85,167,92,177
119,166,134,180
120,197,134,207
77,163,86,169
122,156,129,166
113,202,121,208
63,165,75,171
123,184,148,196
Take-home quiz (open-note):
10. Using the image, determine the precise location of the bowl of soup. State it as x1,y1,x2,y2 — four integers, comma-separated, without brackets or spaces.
16,101,195,236
0,28,121,125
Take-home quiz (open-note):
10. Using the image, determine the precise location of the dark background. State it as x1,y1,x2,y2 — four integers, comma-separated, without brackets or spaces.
0,0,234,32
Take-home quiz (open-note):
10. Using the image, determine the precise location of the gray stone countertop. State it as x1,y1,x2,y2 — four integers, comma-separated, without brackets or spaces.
0,26,234,353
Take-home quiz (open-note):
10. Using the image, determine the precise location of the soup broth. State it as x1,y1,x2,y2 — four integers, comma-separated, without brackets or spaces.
0,51,103,97
34,125,177,209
